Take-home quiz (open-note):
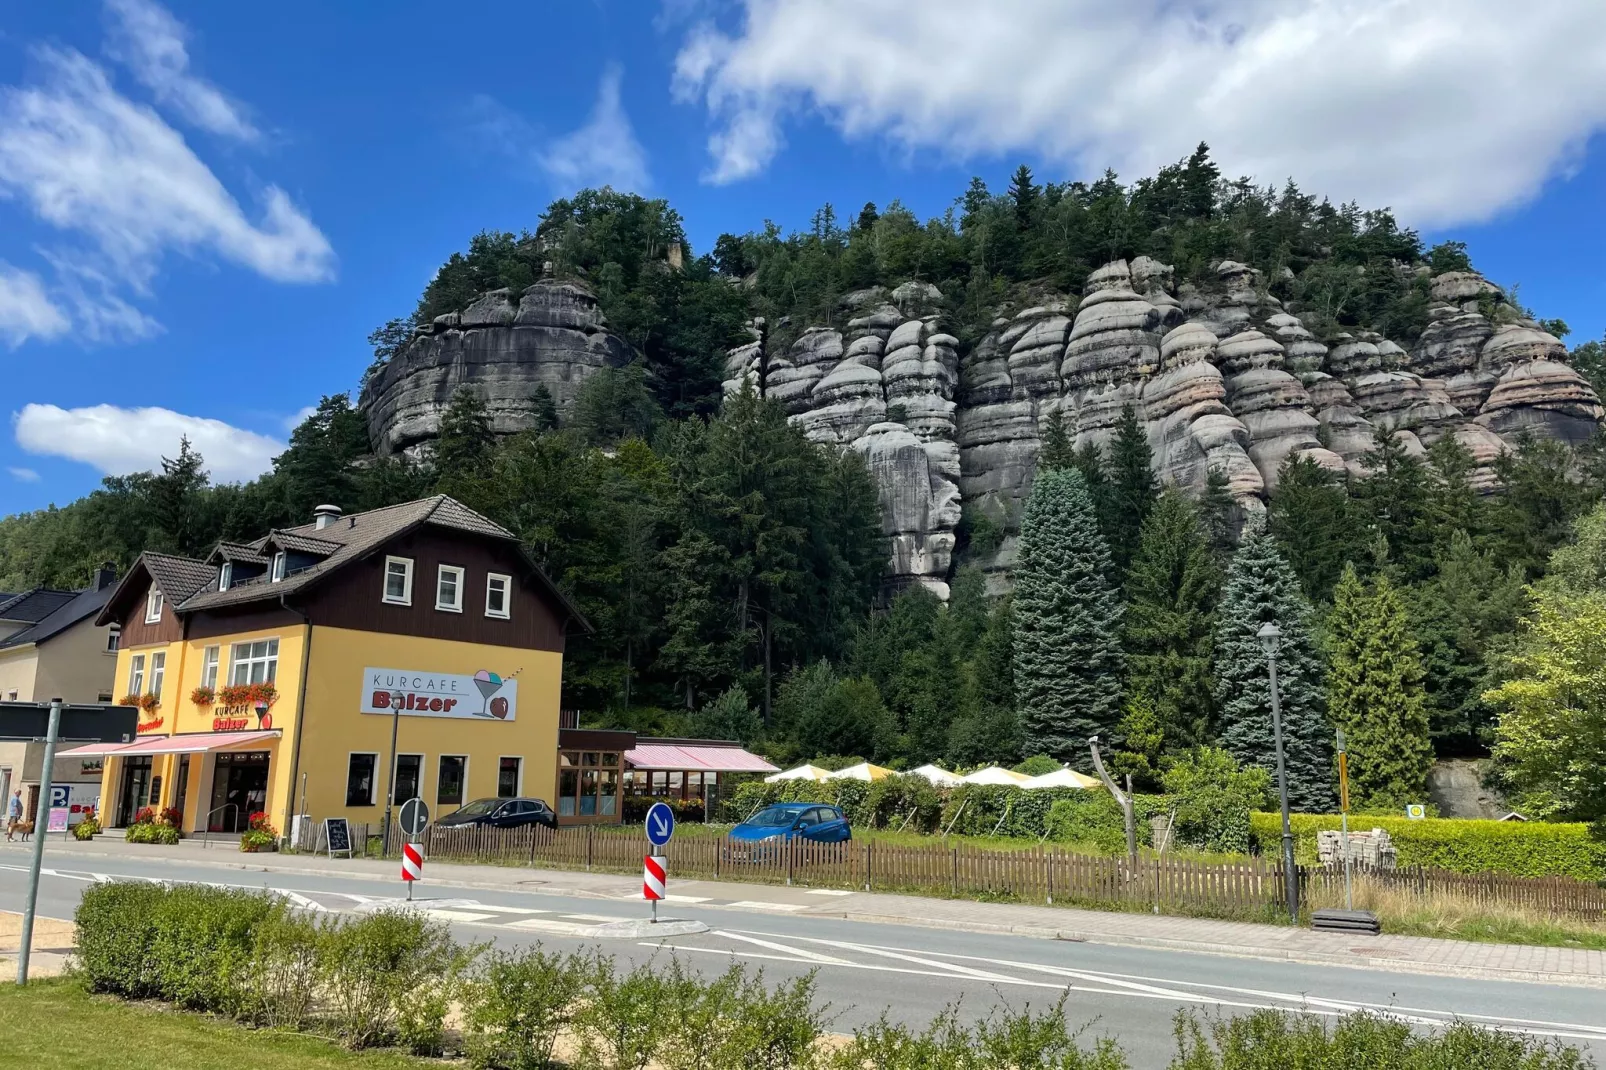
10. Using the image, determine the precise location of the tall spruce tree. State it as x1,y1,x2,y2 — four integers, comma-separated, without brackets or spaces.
1038,408,1075,471
1106,404,1159,576
1270,454,1362,603
1123,489,1219,752
1213,515,1335,810
1012,467,1124,762
1327,566,1434,809
433,386,496,495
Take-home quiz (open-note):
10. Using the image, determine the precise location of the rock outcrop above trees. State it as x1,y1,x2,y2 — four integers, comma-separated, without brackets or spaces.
360,279,632,457
726,263,1602,596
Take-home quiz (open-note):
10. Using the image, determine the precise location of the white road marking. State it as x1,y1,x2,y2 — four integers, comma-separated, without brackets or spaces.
726,901,808,911
805,889,853,896
507,917,621,937
423,909,497,923
714,931,854,965
561,913,624,922
664,894,711,904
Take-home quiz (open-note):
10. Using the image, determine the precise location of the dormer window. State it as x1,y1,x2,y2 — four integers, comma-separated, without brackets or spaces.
271,551,287,583
219,562,233,591
144,588,163,624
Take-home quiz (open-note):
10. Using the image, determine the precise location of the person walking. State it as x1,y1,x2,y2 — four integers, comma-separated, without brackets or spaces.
6,789,22,841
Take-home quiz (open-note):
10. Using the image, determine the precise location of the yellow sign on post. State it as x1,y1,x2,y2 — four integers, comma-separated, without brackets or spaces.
1337,751,1350,814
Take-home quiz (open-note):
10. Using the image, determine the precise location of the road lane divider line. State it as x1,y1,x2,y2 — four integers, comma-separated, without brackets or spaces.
712,931,855,965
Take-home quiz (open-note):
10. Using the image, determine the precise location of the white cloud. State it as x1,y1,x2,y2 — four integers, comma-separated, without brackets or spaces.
14,403,285,483
8,467,40,482
103,0,259,141
674,0,1606,226
0,262,70,348
538,66,651,192
283,405,316,432
0,48,334,286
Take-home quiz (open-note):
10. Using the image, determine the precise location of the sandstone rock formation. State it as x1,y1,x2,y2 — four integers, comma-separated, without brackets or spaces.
730,262,1602,595
361,279,632,456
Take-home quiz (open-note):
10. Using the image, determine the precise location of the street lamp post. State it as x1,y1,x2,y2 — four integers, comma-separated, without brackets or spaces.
1258,622,1299,924
382,690,404,855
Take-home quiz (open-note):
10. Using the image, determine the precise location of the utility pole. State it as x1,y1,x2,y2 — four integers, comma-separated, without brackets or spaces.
17,699,62,985
1258,622,1299,924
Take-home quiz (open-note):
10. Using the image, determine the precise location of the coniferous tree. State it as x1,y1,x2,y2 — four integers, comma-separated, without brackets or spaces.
1213,515,1334,810
1123,489,1219,752
1352,427,1434,582
529,384,560,434
1012,467,1124,762
146,437,211,558
1327,566,1434,809
1071,440,1114,536
1270,454,1363,603
1200,466,1238,561
1038,408,1075,471
1106,404,1159,575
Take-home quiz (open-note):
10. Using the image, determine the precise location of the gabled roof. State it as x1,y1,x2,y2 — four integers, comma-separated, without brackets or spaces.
0,588,78,624
175,496,589,631
95,552,215,628
207,542,269,566
0,581,115,651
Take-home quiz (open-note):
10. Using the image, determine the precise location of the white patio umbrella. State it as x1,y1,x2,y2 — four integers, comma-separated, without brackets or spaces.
824,761,895,782
910,763,963,787
1022,767,1101,790
764,763,832,783
959,765,1033,786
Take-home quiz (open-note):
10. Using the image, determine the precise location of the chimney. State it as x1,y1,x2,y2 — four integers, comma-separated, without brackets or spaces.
313,504,342,530
93,563,117,590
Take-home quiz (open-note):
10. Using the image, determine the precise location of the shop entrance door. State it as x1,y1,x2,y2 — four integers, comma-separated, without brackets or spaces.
207,751,270,832
116,757,153,826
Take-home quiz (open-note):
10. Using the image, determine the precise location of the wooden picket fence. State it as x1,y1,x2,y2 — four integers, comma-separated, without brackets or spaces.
340,821,1606,921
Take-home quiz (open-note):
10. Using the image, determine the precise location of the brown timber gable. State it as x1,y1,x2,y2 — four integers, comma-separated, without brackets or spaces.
300,527,568,652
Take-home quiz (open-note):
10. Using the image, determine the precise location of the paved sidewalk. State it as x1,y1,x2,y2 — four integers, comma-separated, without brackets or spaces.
9,837,1605,988
0,911,75,980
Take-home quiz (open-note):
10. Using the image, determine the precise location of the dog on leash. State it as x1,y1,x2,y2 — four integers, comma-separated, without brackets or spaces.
9,821,33,842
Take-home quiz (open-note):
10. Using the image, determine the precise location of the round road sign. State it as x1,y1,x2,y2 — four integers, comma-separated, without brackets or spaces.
398,797,431,838
645,801,675,847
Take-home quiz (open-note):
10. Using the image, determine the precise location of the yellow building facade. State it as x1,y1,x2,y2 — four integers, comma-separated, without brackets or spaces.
86,498,584,840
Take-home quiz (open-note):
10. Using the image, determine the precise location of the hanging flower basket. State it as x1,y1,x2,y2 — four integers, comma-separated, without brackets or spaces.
138,693,161,714
191,685,215,707
118,693,141,707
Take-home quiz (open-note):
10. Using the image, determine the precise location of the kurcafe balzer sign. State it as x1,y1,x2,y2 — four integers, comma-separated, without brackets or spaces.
360,667,519,722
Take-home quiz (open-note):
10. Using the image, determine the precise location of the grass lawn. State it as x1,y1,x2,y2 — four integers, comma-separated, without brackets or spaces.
0,979,435,1070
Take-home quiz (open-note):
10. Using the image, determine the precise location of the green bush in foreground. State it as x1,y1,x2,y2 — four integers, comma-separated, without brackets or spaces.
1250,812,1606,880
1171,1008,1591,1069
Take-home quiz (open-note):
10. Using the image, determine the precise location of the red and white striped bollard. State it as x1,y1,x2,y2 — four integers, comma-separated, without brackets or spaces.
402,842,424,901
643,853,666,923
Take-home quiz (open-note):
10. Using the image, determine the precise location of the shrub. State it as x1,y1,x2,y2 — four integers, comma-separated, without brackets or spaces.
1249,812,1606,879
321,908,462,1051
241,812,278,852
73,880,166,997
1170,1008,1590,1068
622,795,706,824
1013,754,1062,776
73,816,99,840
655,960,747,1070
1162,747,1269,854
463,946,589,1070
1044,794,1131,854
828,997,1128,1069
240,905,322,1030
148,884,275,1013
720,968,825,1069
576,954,677,1070
127,822,179,844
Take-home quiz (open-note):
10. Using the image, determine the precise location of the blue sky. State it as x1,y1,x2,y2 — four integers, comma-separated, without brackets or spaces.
4,0,1605,513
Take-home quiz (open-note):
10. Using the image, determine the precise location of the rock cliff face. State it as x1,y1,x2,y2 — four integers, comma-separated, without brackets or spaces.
360,267,1601,599
730,263,1602,595
360,279,632,456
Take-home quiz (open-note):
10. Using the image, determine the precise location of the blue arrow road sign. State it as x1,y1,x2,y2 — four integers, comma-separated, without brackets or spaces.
645,801,675,847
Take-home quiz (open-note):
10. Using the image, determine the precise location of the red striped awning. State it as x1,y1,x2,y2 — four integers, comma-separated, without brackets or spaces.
624,743,777,773
58,730,281,757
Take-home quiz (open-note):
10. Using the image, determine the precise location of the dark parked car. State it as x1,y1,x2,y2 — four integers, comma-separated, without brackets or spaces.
729,803,851,847
435,797,558,830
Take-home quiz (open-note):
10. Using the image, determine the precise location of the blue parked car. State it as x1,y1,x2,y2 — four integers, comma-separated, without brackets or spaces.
727,803,851,859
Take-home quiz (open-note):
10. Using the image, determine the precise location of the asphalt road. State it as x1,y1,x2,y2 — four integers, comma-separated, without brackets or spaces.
4,854,1604,1069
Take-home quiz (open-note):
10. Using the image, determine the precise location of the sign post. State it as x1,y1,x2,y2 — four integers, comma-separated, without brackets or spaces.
398,798,430,902
644,801,675,924
18,699,61,985
1336,727,1352,911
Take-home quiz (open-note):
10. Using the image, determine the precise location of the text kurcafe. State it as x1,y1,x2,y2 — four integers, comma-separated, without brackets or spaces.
371,690,461,714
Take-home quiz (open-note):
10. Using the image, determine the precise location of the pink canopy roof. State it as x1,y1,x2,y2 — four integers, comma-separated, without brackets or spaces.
58,730,281,757
625,743,777,773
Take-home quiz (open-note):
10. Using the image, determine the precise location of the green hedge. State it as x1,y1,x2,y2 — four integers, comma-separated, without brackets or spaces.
1250,813,1606,880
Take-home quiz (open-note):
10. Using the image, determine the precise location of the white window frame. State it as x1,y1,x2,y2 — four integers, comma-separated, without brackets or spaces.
229,638,279,686
485,573,511,619
219,562,232,591
105,624,120,653
149,651,165,699
436,565,465,613
437,754,469,807
128,653,145,696
391,752,425,806
270,552,287,583
497,755,523,799
144,588,163,624
382,556,413,606
346,752,379,806
200,645,220,690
